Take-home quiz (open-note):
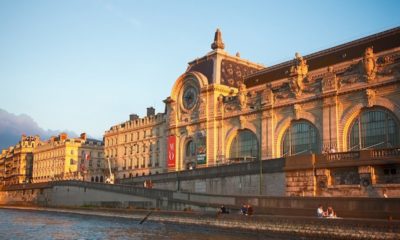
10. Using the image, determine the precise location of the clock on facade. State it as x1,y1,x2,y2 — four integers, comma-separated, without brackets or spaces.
182,85,198,110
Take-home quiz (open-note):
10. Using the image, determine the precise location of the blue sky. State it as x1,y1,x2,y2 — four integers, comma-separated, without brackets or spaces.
0,0,399,139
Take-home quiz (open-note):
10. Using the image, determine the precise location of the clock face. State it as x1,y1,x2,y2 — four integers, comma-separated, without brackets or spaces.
182,85,198,110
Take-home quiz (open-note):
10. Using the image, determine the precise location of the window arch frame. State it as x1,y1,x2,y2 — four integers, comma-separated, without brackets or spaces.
348,107,399,151
281,120,320,157
228,129,259,161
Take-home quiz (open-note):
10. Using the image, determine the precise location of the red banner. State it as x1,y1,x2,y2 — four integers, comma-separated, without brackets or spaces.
167,135,176,168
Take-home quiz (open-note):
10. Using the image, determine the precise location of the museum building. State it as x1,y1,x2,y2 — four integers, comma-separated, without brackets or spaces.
106,27,400,195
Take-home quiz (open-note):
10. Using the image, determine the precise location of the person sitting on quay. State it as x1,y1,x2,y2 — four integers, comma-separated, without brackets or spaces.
240,204,247,215
246,205,253,216
240,204,253,216
218,205,230,215
327,206,337,218
317,204,327,218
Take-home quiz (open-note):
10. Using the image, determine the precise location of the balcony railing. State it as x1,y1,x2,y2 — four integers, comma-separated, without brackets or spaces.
315,147,400,169
326,151,360,161
370,148,400,158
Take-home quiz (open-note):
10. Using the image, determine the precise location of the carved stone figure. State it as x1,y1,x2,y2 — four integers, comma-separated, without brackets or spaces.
293,104,302,120
366,89,376,107
363,47,376,82
289,52,309,97
217,94,224,112
237,82,247,109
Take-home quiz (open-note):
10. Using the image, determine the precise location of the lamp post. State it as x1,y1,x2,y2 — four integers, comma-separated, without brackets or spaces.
259,156,262,195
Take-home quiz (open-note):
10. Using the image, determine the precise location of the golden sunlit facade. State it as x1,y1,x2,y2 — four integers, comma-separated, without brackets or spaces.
0,135,40,185
109,28,400,197
104,108,166,180
32,133,105,183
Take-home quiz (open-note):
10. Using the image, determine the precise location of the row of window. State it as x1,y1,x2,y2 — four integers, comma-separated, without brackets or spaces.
106,128,160,147
106,142,160,157
122,157,160,168
223,108,399,160
122,171,160,179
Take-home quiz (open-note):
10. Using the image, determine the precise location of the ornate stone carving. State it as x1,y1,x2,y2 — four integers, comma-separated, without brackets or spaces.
221,59,258,87
289,53,308,97
293,104,302,120
237,82,247,110
366,88,376,107
376,53,399,76
217,94,224,113
262,84,274,106
363,47,377,82
322,66,339,92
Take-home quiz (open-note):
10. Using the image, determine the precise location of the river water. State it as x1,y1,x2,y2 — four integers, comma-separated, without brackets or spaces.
0,208,290,240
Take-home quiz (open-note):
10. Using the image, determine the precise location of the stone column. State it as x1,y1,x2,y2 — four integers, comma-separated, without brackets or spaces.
261,111,272,159
206,89,217,166
322,96,339,152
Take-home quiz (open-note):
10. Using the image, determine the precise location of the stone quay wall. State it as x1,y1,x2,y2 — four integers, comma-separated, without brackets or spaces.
1,181,399,220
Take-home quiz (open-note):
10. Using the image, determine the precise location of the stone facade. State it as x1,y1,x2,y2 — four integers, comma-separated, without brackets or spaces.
0,135,40,185
32,133,105,183
109,28,400,197
103,109,166,180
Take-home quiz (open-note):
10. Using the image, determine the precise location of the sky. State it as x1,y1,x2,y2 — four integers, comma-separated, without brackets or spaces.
0,0,399,139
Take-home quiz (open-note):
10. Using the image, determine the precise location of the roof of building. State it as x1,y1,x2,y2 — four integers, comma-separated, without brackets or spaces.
245,27,400,88
186,29,265,87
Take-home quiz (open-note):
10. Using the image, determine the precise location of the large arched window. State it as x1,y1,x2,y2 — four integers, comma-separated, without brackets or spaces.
349,108,399,150
229,129,259,161
282,120,319,156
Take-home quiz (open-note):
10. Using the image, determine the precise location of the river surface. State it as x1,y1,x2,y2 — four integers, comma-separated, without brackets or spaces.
0,208,292,240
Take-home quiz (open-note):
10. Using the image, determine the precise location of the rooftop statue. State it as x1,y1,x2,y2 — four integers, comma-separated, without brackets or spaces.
289,52,308,97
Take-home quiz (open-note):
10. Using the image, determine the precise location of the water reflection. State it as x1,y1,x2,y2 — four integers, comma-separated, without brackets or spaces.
0,209,288,240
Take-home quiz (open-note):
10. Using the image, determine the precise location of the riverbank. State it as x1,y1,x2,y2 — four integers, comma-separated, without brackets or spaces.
1,205,399,239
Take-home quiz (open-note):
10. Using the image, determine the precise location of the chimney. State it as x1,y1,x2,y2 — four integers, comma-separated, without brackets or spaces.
147,107,155,117
80,133,87,140
60,133,68,141
130,114,139,121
